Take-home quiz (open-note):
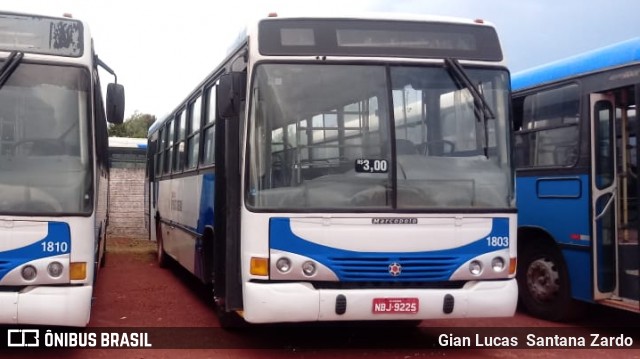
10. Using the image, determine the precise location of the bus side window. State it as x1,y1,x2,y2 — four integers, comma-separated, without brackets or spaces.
173,110,186,173
515,84,580,168
202,85,216,165
164,119,174,174
187,96,202,169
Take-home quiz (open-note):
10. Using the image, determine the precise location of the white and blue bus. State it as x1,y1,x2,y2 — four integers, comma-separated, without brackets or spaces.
147,14,517,326
0,11,125,326
513,38,640,320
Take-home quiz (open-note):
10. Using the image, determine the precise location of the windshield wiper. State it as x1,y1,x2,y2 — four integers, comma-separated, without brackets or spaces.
444,57,494,157
0,51,24,90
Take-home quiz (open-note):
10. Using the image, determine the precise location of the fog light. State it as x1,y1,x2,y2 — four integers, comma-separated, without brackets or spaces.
21,265,37,281
276,257,291,273
302,261,316,276
48,261,64,278
491,257,505,272
469,260,482,276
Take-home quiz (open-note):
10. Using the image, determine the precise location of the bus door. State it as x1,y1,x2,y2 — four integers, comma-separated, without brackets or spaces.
616,85,640,305
590,93,618,300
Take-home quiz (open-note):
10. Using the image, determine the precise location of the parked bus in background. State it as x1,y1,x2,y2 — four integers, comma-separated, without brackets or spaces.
147,14,517,327
512,37,640,321
0,11,125,326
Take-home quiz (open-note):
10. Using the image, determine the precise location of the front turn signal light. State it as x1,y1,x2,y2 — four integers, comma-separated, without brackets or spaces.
250,257,269,276
509,257,517,275
70,262,87,280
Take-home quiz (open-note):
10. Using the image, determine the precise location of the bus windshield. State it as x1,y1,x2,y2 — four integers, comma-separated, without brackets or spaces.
0,62,91,214
246,63,512,210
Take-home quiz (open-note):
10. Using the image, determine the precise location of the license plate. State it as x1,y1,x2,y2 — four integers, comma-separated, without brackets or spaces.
372,298,419,314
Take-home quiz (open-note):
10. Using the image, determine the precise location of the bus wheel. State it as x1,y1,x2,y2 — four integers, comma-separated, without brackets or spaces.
517,245,579,321
156,221,169,268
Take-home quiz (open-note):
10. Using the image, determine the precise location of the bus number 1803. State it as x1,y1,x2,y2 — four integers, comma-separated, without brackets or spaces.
486,236,509,247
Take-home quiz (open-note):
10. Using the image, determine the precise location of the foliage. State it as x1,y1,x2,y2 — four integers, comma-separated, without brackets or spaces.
108,111,156,138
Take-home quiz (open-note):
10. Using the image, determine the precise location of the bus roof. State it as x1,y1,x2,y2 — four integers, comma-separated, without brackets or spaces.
511,37,640,92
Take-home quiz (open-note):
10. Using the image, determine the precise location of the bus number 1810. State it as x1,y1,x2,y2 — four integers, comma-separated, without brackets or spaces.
41,241,69,253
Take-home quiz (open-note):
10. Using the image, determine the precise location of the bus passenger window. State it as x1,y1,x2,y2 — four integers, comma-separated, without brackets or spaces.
515,84,580,167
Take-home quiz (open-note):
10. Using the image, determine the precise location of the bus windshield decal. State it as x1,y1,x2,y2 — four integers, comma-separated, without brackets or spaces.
355,159,388,174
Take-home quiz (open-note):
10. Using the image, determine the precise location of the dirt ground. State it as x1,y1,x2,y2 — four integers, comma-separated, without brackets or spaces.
90,236,219,328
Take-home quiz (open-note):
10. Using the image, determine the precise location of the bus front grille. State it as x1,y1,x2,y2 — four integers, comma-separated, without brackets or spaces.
327,255,464,282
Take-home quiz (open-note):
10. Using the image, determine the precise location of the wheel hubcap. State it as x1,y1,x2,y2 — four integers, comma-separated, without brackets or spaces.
526,258,560,302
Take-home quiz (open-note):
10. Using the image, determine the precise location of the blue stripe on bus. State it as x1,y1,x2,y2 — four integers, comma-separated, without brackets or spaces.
194,173,215,281
0,222,71,280
512,37,640,91
269,217,509,282
197,173,215,234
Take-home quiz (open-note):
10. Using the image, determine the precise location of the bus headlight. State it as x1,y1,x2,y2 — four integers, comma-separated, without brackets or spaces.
491,257,505,272
275,257,291,273
47,261,64,278
301,261,316,276
21,265,37,281
469,260,483,276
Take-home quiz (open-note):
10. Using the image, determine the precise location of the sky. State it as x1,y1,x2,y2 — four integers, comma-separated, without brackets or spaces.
2,0,639,121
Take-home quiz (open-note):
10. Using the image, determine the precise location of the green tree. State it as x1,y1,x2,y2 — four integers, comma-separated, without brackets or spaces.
108,111,156,138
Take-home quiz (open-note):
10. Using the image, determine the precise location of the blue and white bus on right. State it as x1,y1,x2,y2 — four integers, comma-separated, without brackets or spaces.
512,37,640,321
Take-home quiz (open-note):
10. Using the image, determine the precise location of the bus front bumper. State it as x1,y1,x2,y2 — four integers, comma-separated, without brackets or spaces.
0,285,93,327
242,279,518,323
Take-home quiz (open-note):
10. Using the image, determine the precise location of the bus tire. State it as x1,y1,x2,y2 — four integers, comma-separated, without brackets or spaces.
517,244,583,321
156,220,169,268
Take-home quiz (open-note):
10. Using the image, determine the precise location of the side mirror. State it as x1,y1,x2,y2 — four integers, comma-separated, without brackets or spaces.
217,72,246,119
106,83,125,124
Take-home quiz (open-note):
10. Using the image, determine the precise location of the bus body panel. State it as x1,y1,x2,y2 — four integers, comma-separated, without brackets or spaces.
242,279,518,323
516,175,590,247
0,216,98,325
516,174,593,302
155,172,215,281
269,216,512,282
0,284,92,326
561,247,593,303
240,211,517,322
